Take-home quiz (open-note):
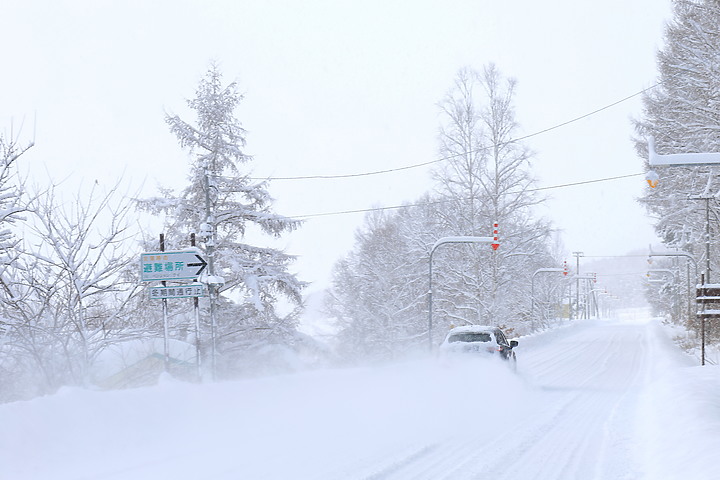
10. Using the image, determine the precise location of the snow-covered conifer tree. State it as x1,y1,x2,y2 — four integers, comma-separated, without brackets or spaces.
634,0,720,326
138,64,304,374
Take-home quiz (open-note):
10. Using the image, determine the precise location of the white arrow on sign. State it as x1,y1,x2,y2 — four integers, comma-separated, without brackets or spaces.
140,250,208,282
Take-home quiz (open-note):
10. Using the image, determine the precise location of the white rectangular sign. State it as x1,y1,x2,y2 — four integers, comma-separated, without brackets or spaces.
149,283,207,300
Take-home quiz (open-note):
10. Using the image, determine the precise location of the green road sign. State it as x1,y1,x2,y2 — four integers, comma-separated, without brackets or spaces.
140,250,208,282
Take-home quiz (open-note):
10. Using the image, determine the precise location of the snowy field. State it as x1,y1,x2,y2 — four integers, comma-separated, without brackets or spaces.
3,311,720,479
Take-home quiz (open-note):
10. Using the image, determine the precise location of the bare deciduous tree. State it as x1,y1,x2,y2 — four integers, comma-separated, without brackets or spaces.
2,180,140,396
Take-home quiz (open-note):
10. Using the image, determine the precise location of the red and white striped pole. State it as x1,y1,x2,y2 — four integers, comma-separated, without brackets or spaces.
491,222,500,251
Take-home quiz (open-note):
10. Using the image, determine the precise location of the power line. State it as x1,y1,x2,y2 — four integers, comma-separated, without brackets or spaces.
259,84,658,182
290,172,644,220
582,255,651,258
512,84,658,143
596,272,651,277
259,159,439,181
530,173,642,192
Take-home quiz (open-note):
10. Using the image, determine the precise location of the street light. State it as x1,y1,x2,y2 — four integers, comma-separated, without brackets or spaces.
531,268,565,330
646,137,720,282
647,268,676,281
645,170,659,188
649,252,698,322
647,268,682,321
648,138,720,367
588,288,609,318
648,136,720,167
428,236,495,351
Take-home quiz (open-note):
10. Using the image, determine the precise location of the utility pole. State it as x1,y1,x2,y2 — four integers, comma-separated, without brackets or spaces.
706,196,711,283
160,233,170,373
190,233,202,381
203,158,218,380
572,252,583,319
688,196,713,282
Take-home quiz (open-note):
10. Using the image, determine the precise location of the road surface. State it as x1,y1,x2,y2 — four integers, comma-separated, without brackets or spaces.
315,314,686,479
1,312,707,479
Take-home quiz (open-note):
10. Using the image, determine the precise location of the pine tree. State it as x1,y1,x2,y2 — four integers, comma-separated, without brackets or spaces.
139,64,305,375
634,0,720,325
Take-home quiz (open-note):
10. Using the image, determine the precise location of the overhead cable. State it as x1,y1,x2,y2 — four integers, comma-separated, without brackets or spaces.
261,84,658,182
289,172,644,219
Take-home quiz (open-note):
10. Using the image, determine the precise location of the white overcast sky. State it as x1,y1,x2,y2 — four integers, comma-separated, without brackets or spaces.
3,0,672,290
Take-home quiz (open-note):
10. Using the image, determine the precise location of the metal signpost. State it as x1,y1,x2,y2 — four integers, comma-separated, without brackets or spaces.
141,245,208,378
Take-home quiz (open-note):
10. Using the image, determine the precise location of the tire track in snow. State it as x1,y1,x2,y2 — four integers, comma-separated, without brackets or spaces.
477,321,650,479
353,320,654,480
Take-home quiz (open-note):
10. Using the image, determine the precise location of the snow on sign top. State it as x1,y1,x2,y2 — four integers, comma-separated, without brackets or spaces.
140,249,207,282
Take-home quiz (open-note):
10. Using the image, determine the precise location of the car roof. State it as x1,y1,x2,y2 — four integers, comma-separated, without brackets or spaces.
446,325,499,335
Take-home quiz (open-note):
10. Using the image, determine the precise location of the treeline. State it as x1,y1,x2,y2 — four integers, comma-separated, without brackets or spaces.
326,65,566,362
1,63,587,401
0,66,307,401
636,0,720,344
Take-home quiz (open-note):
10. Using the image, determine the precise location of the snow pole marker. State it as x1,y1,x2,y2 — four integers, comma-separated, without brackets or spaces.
491,222,500,251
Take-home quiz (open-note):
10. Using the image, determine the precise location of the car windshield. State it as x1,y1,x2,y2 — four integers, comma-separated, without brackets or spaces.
448,332,492,343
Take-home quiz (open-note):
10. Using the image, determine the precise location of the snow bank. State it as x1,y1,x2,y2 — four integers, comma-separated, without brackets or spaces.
5,314,720,479
0,358,530,480
639,364,720,479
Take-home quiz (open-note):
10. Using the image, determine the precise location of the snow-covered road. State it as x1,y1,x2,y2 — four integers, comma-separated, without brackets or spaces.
3,312,720,479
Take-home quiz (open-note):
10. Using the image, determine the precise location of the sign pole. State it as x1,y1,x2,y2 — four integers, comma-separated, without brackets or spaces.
203,161,217,381
191,233,202,381
140,242,209,378
160,234,170,373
